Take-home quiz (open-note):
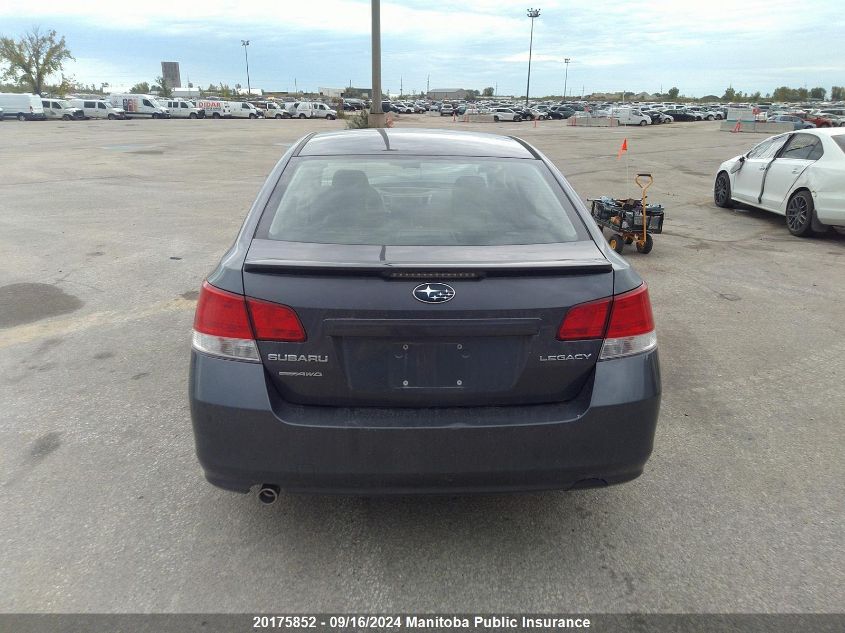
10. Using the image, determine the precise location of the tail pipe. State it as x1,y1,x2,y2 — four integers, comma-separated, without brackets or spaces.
257,484,280,505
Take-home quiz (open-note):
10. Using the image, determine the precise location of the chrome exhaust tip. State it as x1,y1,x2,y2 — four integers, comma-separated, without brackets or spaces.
257,484,280,505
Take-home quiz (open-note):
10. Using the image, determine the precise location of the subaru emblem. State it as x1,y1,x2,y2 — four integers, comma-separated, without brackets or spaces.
412,283,455,304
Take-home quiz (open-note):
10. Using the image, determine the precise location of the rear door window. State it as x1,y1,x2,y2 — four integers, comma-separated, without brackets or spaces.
780,134,822,160
257,157,589,246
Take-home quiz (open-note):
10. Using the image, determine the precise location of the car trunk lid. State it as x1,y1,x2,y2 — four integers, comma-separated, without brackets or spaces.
243,239,613,407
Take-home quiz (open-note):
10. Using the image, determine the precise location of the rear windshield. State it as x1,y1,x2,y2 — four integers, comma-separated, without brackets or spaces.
833,134,845,154
257,157,586,246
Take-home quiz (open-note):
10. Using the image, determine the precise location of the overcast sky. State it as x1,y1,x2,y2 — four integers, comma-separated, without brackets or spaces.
1,0,842,97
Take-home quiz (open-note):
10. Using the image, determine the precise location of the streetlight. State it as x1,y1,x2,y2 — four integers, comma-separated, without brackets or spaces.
369,0,385,127
525,8,541,107
241,40,251,97
563,57,570,100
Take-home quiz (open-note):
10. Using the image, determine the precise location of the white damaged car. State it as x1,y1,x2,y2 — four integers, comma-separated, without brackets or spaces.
714,128,845,236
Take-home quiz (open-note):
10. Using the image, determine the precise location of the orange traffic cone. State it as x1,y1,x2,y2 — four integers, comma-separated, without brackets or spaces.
731,120,742,133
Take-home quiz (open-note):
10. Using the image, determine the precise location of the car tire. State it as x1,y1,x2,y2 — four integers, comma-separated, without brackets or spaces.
299,113,306,119
275,114,282,119
636,234,654,254
707,115,715,121
785,190,817,237
189,112,197,119
608,234,625,253
107,113,116,120
639,120,647,126
152,113,158,119
493,115,500,122
18,113,26,121
212,112,221,119
327,115,335,120
514,116,521,122
714,171,734,208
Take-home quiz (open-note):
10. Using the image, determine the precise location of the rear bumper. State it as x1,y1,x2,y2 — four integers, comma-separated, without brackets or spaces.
189,350,661,494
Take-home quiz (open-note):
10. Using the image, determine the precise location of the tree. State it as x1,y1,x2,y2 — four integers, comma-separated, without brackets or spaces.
832,86,845,101
465,88,480,101
772,86,797,101
55,74,77,97
482,86,494,97
809,86,826,100
130,82,150,94
722,86,737,102
154,75,172,98
667,86,680,100
0,27,74,95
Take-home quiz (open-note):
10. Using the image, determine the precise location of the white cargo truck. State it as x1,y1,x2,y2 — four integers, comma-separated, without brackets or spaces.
109,94,170,118
41,98,85,120
608,107,651,126
0,92,46,120
164,98,203,119
68,98,126,119
228,101,261,119
287,101,337,119
196,99,231,118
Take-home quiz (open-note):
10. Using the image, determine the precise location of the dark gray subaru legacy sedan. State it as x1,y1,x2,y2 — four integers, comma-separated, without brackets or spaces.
189,129,660,501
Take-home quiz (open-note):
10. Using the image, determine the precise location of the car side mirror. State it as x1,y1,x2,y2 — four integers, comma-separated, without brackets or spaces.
730,156,746,174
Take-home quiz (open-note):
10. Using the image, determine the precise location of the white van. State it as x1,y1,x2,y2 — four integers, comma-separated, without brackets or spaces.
0,92,46,120
288,101,337,119
68,98,126,120
228,101,261,119
608,107,651,126
109,94,170,118
41,98,85,120
261,102,290,119
164,98,203,119
196,99,230,118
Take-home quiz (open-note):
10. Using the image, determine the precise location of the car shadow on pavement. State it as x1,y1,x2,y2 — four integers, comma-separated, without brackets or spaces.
727,203,845,243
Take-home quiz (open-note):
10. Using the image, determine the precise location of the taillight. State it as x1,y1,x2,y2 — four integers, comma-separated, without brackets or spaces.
193,281,253,339
191,281,259,361
600,284,656,360
191,281,307,361
557,298,611,340
556,284,656,360
247,299,306,342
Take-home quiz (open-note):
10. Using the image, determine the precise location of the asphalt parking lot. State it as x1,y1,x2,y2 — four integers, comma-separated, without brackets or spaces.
1,116,843,614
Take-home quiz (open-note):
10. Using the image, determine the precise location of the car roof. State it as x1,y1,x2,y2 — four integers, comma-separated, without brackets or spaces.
298,129,536,158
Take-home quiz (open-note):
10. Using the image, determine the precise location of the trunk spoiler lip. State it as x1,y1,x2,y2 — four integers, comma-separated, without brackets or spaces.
243,258,613,275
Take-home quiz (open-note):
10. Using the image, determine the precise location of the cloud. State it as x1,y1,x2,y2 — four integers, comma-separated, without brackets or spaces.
1,0,842,96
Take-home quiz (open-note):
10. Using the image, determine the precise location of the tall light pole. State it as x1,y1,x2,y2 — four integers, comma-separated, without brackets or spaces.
525,8,540,107
241,40,251,96
369,0,385,127
563,57,570,100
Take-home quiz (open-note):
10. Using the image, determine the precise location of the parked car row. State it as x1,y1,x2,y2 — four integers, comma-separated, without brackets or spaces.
0,92,338,122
